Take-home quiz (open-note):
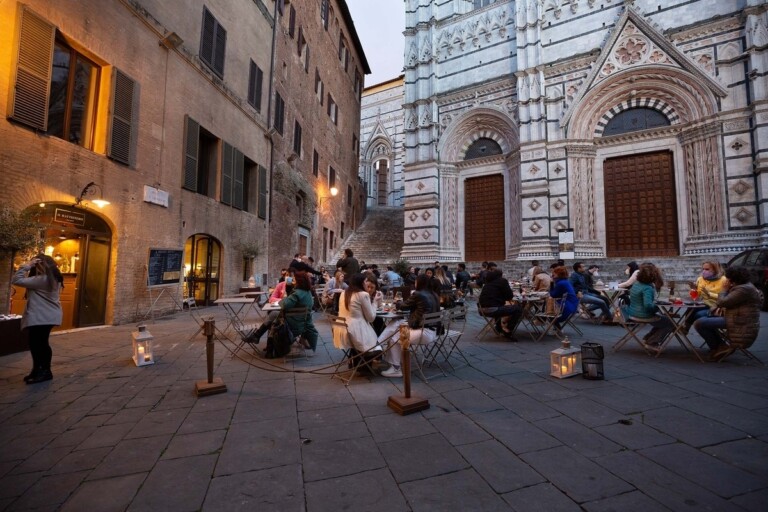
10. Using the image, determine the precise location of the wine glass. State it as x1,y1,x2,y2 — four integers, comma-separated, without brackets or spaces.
394,291,403,302
689,289,699,301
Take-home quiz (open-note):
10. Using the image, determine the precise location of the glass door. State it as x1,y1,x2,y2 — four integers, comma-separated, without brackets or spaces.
185,234,221,306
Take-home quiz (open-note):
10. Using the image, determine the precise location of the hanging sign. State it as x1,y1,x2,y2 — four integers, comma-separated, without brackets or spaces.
558,229,575,260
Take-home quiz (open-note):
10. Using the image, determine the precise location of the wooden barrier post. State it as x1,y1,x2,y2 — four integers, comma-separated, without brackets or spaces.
195,319,227,397
387,324,429,415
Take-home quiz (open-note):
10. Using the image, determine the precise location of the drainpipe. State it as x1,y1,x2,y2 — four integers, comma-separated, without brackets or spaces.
265,0,280,283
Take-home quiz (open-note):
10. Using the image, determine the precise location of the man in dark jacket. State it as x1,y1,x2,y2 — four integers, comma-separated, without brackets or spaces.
478,269,522,339
570,262,611,323
336,248,360,276
455,263,471,294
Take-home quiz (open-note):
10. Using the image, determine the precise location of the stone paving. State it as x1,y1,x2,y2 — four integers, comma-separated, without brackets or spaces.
1,304,767,511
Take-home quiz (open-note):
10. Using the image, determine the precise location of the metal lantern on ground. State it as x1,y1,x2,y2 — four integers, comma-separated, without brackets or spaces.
132,325,155,366
580,342,605,380
550,337,582,379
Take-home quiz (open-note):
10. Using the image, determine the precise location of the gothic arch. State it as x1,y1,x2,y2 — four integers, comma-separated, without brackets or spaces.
594,97,678,136
363,136,392,160
566,65,720,139
438,106,519,162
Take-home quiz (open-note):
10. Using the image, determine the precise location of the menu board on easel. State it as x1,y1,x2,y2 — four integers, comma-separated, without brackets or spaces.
147,248,183,287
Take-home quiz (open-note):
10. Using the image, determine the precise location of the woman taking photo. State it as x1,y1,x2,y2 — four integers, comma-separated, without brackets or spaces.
12,254,63,384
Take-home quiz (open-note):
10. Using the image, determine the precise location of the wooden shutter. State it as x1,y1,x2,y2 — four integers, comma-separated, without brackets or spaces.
107,68,137,165
183,116,199,191
221,142,233,205
304,44,310,72
201,7,225,77
233,149,244,210
288,6,296,37
213,22,226,76
258,165,268,219
8,5,56,131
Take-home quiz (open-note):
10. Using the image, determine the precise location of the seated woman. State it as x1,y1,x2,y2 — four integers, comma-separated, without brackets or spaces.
324,270,348,313
532,266,552,292
693,265,762,361
364,274,386,336
248,272,318,351
377,274,441,378
618,261,640,289
549,266,580,331
683,260,727,333
336,273,382,361
623,263,674,346
268,270,294,303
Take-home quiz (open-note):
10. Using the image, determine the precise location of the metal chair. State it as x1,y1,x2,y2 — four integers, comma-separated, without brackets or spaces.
531,298,582,342
421,306,470,375
712,329,764,365
477,304,505,340
612,308,655,354
282,307,312,361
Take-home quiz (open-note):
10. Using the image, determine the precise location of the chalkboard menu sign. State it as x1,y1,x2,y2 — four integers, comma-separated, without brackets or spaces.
147,249,184,287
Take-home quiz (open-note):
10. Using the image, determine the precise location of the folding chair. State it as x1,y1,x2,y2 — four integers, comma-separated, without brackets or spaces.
477,304,505,340
330,316,390,385
314,285,331,315
712,329,764,365
532,298,581,342
612,308,655,354
421,306,470,374
409,311,447,382
578,300,603,325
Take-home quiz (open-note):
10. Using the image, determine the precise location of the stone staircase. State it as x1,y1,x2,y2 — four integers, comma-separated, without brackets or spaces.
330,206,404,266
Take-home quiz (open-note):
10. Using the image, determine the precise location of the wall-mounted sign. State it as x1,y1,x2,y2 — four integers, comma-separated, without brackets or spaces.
54,208,86,227
558,228,574,260
143,185,169,207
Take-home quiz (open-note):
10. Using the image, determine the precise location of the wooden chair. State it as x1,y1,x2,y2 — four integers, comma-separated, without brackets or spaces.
477,304,505,340
612,308,655,354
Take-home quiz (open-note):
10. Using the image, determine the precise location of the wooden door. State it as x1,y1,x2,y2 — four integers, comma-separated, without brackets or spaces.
603,151,679,257
465,174,506,261
377,160,388,206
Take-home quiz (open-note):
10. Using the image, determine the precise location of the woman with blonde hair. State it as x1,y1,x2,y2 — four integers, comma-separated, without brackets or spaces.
683,261,727,333
12,254,63,384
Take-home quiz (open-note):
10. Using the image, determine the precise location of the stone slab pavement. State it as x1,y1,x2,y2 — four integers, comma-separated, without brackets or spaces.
1,303,767,511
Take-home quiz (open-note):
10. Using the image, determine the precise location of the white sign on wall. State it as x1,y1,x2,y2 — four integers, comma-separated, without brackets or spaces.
143,185,169,207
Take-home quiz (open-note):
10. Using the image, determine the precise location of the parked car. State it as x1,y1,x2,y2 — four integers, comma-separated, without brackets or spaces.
727,249,768,311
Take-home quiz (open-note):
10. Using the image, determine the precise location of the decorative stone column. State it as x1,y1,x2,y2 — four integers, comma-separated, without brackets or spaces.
439,165,461,262
567,144,605,258
679,122,725,238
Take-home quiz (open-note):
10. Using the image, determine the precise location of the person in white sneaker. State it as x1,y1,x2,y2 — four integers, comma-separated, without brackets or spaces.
378,274,441,378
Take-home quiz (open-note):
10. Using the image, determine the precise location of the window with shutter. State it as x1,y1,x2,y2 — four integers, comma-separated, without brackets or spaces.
183,116,200,191
329,167,336,189
313,149,319,176
248,60,263,111
200,7,226,78
108,68,137,165
221,142,233,205
321,0,329,30
8,5,56,131
293,121,302,156
288,6,296,38
258,165,268,219
274,93,285,134
233,149,244,210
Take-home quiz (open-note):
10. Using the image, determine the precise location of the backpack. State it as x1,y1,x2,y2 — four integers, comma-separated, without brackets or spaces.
264,316,294,358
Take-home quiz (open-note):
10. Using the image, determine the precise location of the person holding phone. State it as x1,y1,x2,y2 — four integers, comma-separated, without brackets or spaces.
12,254,63,384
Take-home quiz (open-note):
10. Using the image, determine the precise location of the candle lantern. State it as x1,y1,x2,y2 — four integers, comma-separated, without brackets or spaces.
550,337,582,379
580,342,605,380
132,325,155,366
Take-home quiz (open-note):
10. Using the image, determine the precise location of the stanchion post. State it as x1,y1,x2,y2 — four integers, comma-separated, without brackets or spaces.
387,324,429,415
195,319,227,397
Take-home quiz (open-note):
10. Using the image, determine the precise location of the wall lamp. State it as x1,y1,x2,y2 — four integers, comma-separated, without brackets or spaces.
159,32,183,49
75,182,110,208
318,186,338,208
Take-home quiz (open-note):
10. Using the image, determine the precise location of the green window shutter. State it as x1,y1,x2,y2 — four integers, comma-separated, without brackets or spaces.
8,5,55,130
258,165,268,219
183,116,199,191
233,149,244,210
221,142,233,205
107,68,137,165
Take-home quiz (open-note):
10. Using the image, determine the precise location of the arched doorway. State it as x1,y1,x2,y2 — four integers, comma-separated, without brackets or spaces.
184,234,221,306
11,203,112,329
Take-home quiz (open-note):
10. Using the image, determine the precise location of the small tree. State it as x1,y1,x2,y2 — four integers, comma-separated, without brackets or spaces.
392,257,411,278
0,206,41,313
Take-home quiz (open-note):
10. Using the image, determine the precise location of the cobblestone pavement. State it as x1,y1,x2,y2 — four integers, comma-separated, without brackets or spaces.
1,304,767,511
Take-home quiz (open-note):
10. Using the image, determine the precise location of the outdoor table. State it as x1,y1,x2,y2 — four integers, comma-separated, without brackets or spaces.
214,297,259,338
512,296,546,341
595,287,625,310
653,301,707,363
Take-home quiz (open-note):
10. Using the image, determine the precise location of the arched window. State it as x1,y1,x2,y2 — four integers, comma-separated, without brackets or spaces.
603,108,670,136
464,138,502,160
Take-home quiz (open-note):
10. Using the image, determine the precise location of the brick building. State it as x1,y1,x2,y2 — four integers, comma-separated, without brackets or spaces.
267,0,369,270
1,0,273,326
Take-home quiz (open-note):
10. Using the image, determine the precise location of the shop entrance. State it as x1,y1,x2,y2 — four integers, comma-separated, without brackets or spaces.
184,234,221,306
11,204,112,330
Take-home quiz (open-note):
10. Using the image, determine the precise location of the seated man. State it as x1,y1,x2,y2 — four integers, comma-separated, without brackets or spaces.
379,266,403,292
694,265,762,361
570,262,612,323
478,269,522,340
455,263,472,295
377,274,441,378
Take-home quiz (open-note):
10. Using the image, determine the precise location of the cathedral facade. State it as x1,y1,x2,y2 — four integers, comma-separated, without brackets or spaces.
390,0,767,265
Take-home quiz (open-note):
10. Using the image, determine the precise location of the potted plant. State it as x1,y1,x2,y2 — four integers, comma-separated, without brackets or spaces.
0,206,41,313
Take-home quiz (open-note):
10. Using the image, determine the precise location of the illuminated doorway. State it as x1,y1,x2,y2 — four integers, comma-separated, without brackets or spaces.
184,234,221,306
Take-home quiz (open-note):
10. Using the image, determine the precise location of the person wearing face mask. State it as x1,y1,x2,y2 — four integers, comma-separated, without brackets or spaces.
618,261,640,289
683,261,727,333
268,270,295,303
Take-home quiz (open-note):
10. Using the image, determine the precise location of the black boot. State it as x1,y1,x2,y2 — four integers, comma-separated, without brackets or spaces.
23,368,38,383
26,368,52,384
248,323,270,344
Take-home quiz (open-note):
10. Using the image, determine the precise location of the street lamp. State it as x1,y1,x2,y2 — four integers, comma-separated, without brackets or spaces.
318,186,338,208
75,182,110,208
